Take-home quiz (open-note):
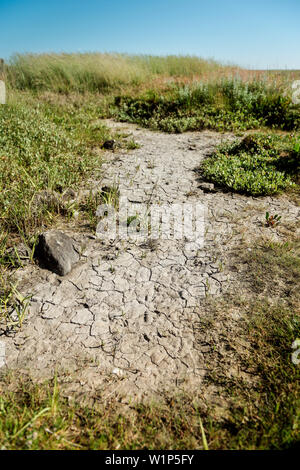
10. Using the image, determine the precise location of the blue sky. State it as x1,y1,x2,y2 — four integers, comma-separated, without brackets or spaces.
0,0,299,69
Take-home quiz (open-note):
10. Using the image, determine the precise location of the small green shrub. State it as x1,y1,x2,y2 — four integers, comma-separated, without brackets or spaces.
201,134,298,196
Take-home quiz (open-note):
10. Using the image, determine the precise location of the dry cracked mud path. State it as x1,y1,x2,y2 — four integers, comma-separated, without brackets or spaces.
1,122,299,403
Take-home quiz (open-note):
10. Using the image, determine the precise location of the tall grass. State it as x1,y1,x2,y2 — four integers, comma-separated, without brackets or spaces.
7,53,239,93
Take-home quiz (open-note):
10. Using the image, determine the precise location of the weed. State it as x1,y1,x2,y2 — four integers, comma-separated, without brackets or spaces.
126,139,140,150
126,214,139,227
0,271,31,327
147,160,155,169
109,265,115,274
80,186,119,231
265,212,282,227
0,95,107,255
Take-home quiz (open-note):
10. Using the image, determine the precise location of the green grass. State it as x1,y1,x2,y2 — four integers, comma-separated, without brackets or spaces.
78,185,120,231
201,133,299,195
206,301,300,450
0,95,104,239
219,239,300,449
242,239,300,300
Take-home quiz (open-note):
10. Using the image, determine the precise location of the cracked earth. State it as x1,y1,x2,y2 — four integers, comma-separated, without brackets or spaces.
1,122,299,403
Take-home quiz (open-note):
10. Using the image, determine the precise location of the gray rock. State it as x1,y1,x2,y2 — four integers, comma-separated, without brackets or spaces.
35,230,80,276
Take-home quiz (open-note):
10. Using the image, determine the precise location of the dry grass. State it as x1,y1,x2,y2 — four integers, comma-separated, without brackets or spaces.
6,53,236,93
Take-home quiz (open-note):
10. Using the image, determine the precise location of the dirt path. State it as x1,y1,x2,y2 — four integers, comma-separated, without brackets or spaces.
1,122,299,403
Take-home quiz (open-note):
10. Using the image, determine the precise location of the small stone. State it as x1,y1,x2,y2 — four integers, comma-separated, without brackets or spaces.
112,367,124,377
102,139,116,150
198,182,215,192
35,230,80,276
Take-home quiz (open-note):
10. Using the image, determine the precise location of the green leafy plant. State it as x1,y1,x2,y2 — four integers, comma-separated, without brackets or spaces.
293,140,300,153
265,212,282,227
201,134,298,196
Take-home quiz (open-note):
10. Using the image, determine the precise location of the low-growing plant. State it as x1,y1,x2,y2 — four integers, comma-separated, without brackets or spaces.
294,140,300,153
265,212,282,227
201,134,298,196
0,270,31,327
125,139,141,150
